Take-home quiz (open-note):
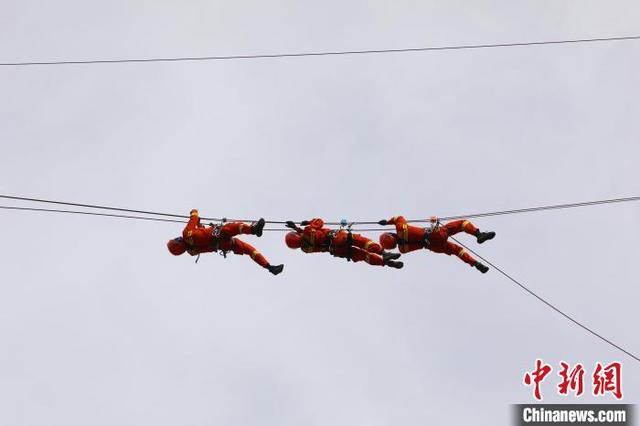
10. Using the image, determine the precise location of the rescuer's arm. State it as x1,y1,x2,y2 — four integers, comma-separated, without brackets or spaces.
307,218,324,229
287,218,323,231
378,215,406,226
285,221,304,233
183,209,202,238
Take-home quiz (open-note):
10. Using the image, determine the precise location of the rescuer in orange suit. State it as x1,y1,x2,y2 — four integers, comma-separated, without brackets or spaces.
167,209,284,275
378,215,495,273
284,218,403,269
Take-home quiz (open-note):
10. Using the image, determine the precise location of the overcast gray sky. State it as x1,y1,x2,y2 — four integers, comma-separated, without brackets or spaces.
1,1,639,425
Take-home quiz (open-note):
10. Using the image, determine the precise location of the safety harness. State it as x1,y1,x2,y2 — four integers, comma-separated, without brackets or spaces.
300,221,355,261
328,221,354,261
189,220,228,263
212,220,230,259
397,219,440,249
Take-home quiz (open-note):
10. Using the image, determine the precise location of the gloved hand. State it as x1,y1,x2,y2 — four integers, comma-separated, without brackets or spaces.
285,221,297,229
300,220,310,226
378,219,388,225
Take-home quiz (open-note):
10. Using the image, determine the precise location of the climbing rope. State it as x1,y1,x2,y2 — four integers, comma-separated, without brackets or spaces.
1,195,638,363
2,194,639,226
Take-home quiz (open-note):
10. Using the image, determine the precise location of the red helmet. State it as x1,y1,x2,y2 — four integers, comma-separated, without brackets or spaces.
167,237,187,255
285,232,302,249
379,232,398,250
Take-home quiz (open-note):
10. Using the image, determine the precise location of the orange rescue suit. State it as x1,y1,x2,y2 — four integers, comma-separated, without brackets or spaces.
297,218,385,266
183,214,269,268
386,215,479,266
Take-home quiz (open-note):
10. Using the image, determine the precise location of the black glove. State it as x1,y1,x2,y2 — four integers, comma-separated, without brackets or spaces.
300,220,310,226
285,221,297,229
378,219,388,225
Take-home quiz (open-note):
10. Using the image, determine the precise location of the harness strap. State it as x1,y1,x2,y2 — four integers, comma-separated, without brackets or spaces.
397,228,431,249
324,230,337,252
186,225,225,259
328,230,353,261
211,231,227,258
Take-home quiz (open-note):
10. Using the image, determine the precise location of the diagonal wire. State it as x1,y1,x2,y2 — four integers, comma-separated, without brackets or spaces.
450,236,640,363
3,203,639,361
1,35,639,67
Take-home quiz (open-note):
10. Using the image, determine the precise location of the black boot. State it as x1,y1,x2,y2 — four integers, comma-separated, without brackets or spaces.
267,264,284,275
475,230,496,244
252,218,266,237
474,262,489,274
385,260,404,269
382,251,401,262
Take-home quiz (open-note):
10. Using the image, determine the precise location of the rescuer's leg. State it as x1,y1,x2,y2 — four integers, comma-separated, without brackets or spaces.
350,247,384,266
474,262,489,273
229,238,284,275
475,229,496,244
267,264,285,275
397,241,424,254
220,218,266,238
384,259,403,269
442,241,488,273
355,248,403,269
219,222,252,237
382,252,402,262
443,241,476,266
352,233,384,254
333,246,403,269
444,219,478,236
252,218,266,237
444,220,495,245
